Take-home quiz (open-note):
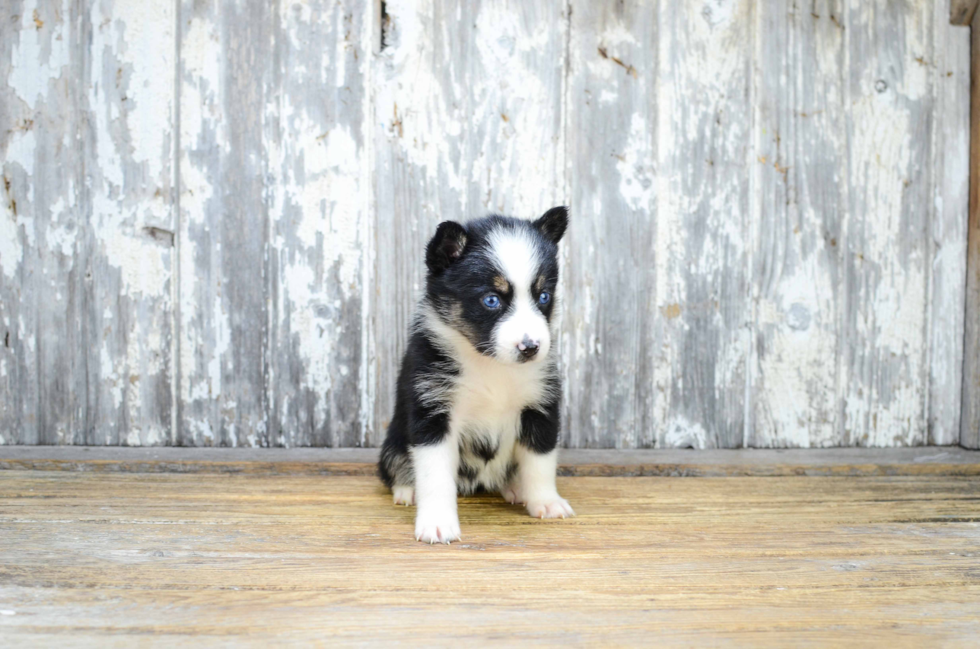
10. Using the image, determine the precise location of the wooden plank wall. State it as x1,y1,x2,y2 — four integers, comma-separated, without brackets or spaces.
1,0,176,445
0,0,972,449
963,6,980,449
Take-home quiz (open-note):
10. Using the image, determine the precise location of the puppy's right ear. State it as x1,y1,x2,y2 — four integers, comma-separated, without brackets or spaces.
426,221,468,274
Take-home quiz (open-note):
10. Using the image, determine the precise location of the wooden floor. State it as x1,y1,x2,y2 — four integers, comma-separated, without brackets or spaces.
1,470,978,646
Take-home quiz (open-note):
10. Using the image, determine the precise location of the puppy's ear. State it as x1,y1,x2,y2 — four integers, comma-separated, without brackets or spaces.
426,221,468,274
533,206,569,244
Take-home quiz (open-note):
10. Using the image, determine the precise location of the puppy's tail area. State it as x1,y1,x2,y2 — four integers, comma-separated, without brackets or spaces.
378,435,412,490
377,439,396,489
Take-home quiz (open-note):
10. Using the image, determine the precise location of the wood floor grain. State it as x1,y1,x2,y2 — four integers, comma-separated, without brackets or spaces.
0,472,978,646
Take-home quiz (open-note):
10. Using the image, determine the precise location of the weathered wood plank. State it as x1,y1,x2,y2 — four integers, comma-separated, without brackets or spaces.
563,0,659,448
964,9,980,449
178,0,371,448
2,445,980,477
750,1,845,448
1,0,174,445
371,0,566,446
83,0,176,445
1,0,76,445
840,1,935,446
267,1,370,447
177,0,274,446
930,19,970,445
655,0,753,448
1,472,979,645
950,0,979,25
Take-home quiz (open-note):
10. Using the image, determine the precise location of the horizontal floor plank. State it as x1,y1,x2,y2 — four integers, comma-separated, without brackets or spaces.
0,471,977,645
0,446,978,477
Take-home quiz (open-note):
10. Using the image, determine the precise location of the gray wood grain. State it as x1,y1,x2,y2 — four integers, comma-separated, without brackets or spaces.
4,444,980,476
750,1,845,448
963,9,980,450
950,0,978,24
177,0,273,446
1,0,76,445
177,0,370,447
655,0,753,449
1,0,174,445
930,20,970,445
563,0,659,448
268,0,370,447
84,0,176,446
840,1,934,446
370,0,566,447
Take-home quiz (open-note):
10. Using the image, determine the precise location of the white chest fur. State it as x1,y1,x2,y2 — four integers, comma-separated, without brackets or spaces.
419,306,555,494
450,350,551,493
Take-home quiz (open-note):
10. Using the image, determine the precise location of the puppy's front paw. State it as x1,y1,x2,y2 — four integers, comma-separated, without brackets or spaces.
414,507,461,544
526,496,575,520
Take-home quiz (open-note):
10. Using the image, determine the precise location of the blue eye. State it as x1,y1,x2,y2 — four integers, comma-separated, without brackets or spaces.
538,291,551,306
482,294,501,309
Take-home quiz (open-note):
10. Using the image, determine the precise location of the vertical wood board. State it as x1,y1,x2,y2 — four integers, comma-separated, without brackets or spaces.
654,0,753,448
1,0,77,445
963,8,980,449
268,0,371,447
178,0,273,446
750,0,845,448
839,1,934,446
178,0,371,447
84,0,176,446
563,0,660,448
929,18,970,445
1,0,174,446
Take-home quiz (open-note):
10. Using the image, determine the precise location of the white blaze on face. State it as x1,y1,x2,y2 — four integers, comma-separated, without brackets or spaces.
487,228,551,363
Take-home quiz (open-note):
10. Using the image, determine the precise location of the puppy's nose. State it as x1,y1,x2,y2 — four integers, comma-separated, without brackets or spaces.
517,336,539,360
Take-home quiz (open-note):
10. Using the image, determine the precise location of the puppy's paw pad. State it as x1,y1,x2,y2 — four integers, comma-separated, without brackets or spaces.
500,486,524,505
392,486,415,506
526,497,575,520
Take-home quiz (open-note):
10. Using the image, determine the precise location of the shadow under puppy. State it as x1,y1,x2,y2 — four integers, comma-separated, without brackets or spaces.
379,207,574,544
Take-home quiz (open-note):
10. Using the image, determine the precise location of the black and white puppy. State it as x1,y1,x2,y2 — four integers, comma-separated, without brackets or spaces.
379,207,574,544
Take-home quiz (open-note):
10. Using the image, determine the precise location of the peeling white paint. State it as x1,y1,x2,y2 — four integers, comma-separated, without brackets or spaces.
7,2,69,105
664,417,710,449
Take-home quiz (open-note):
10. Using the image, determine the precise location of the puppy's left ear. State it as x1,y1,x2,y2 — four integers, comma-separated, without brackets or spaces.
533,206,569,244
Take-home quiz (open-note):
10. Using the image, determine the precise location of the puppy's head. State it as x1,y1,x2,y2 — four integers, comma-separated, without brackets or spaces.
425,207,568,364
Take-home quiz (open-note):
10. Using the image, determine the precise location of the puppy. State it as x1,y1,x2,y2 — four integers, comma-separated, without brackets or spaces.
378,207,574,544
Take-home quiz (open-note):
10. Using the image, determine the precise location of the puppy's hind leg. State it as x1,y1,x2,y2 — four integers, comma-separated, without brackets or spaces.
392,485,415,506
379,435,415,506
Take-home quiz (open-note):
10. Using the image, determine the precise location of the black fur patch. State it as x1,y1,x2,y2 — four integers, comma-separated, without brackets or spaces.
504,461,518,484
457,462,479,483
519,397,561,454
471,436,498,463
